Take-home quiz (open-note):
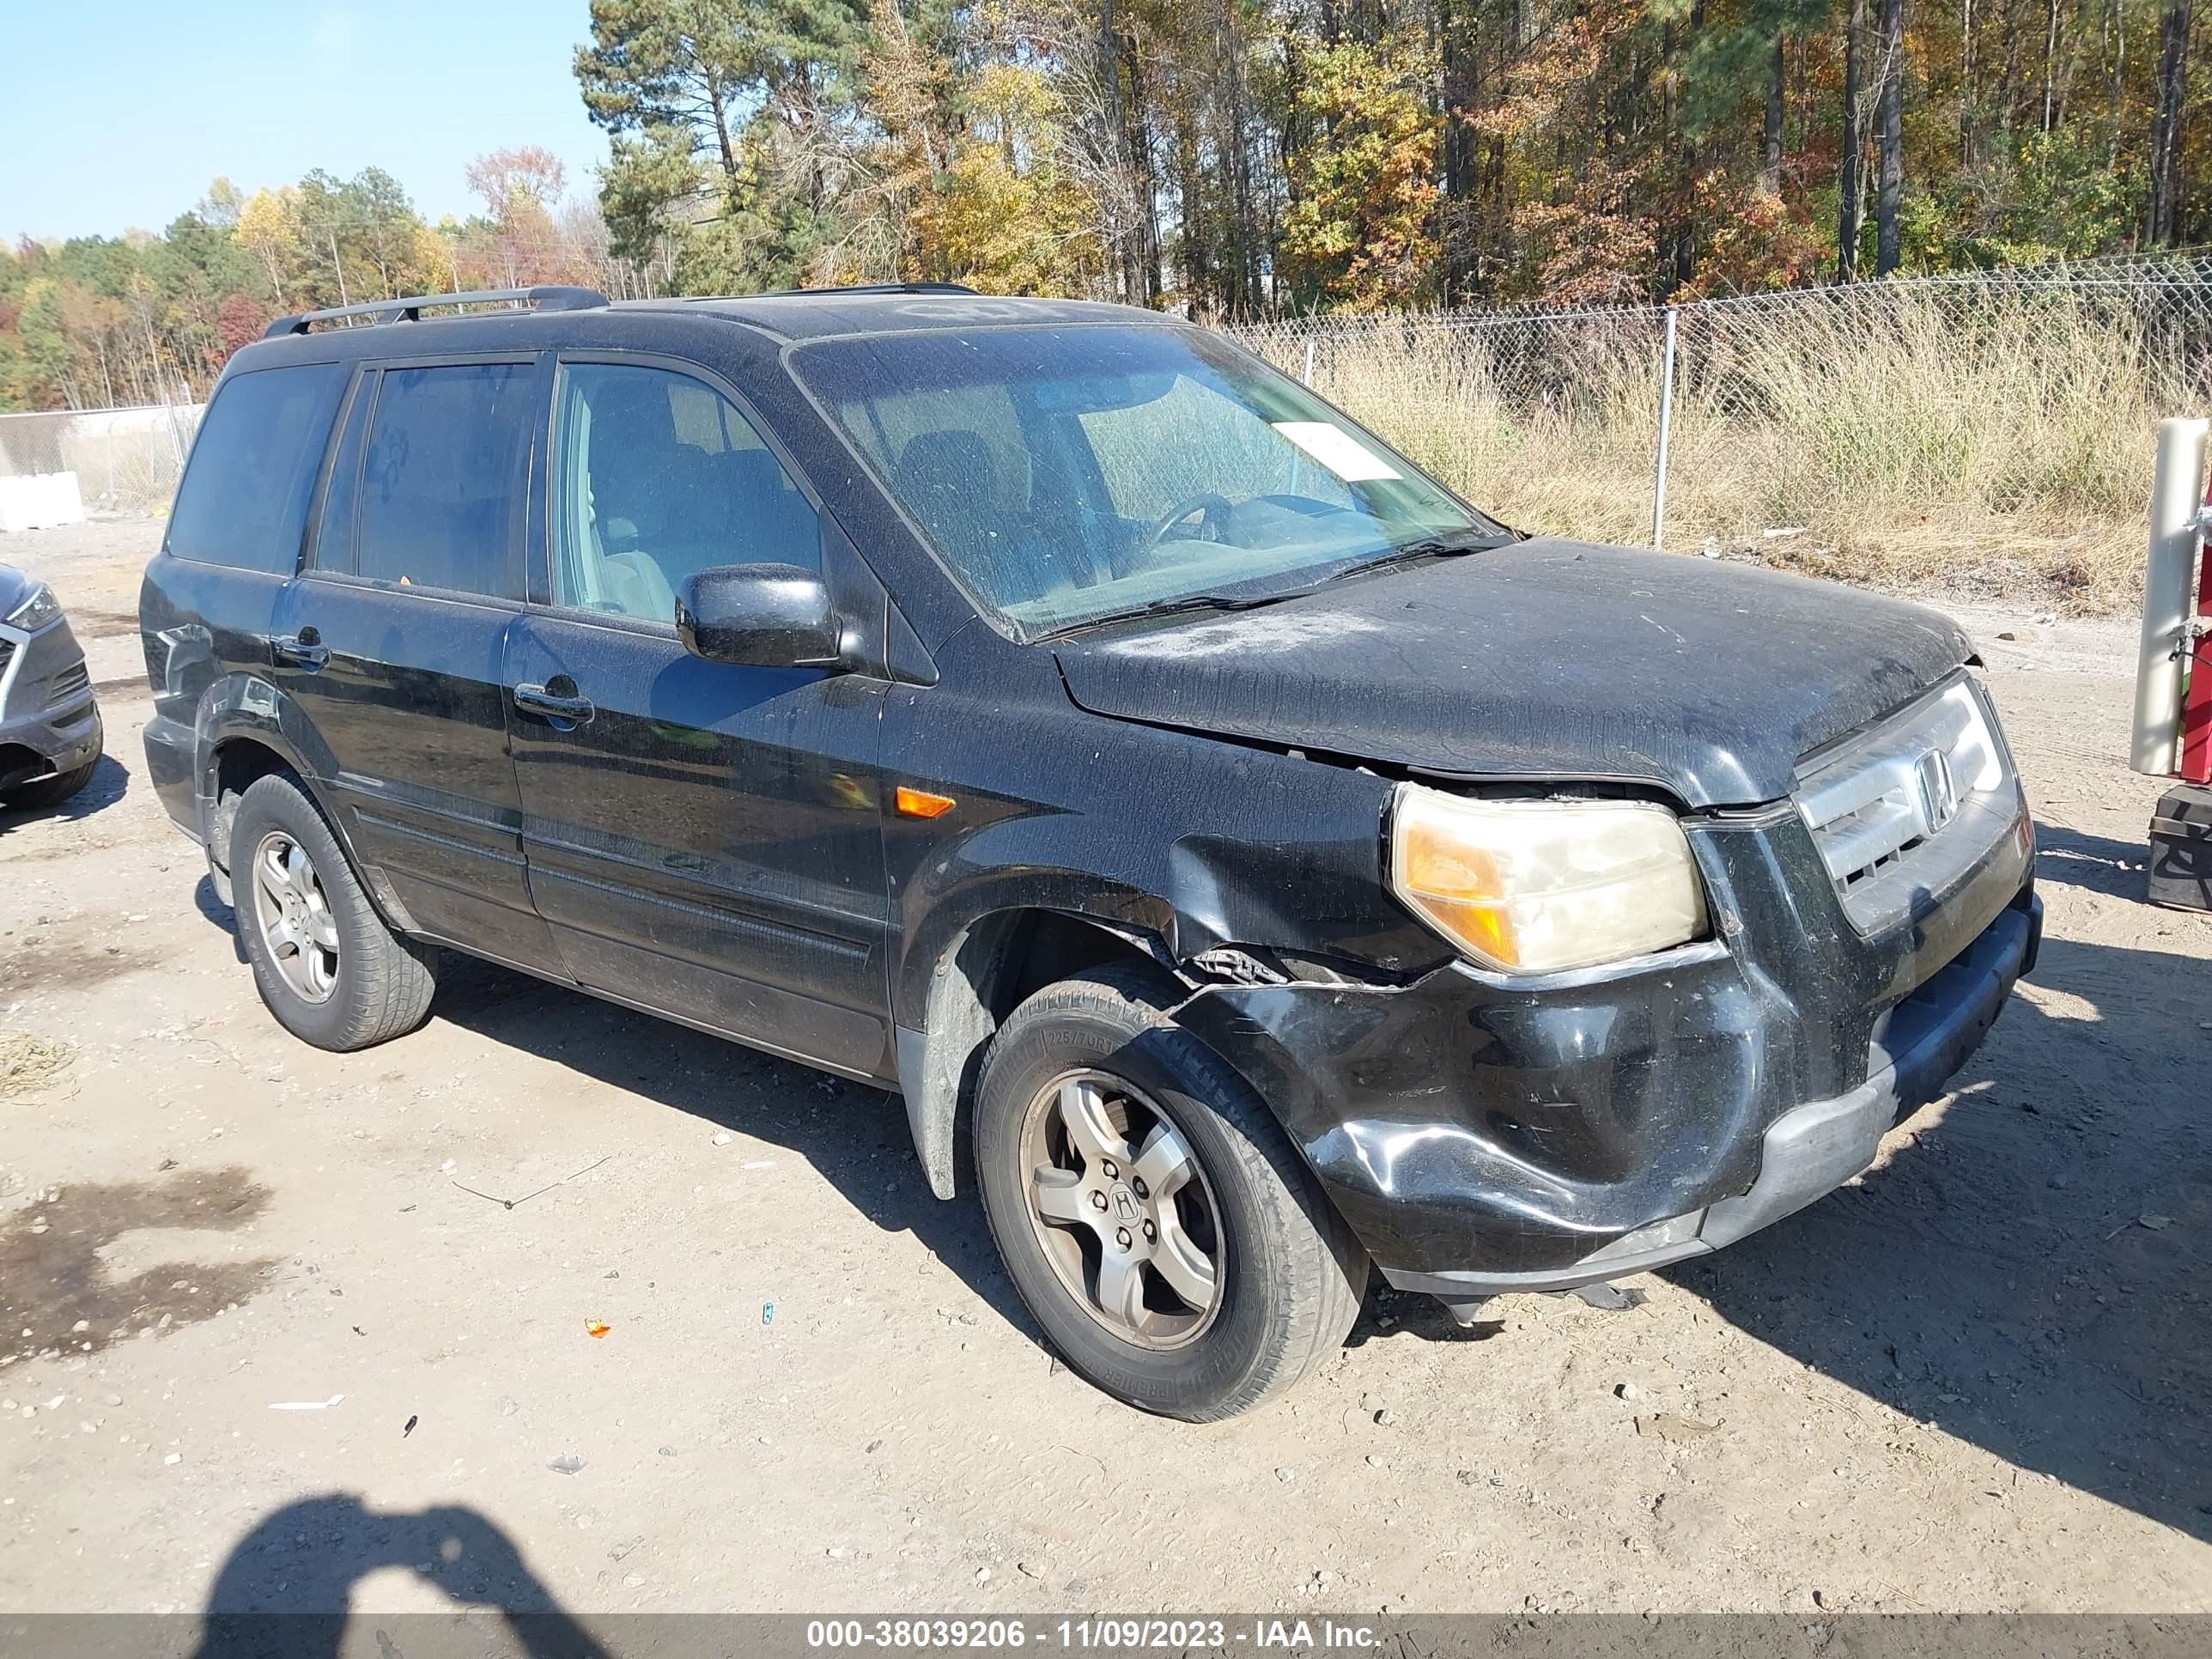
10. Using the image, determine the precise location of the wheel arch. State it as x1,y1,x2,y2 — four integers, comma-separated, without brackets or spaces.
896,906,1184,1200
193,681,405,931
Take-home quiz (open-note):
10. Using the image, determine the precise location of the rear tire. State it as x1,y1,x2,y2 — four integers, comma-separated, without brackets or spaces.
3,757,98,811
229,772,436,1051
973,962,1366,1420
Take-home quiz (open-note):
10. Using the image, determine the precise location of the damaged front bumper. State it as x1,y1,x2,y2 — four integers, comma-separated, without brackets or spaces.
1381,898,2031,1298
1178,788,2039,1297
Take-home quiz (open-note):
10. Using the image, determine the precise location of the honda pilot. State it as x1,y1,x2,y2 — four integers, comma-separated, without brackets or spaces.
138,284,2040,1420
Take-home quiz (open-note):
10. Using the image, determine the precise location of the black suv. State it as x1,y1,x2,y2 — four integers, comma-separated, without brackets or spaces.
140,283,2039,1419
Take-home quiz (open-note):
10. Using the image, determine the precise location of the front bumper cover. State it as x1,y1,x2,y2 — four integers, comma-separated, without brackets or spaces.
0,613,100,786
1177,787,2039,1292
1376,896,2035,1297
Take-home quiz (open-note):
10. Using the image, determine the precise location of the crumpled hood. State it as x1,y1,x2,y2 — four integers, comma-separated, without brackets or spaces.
1051,538,1977,808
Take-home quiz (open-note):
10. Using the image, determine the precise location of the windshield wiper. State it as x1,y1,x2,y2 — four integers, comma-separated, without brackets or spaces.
1322,532,1501,582
1035,591,1287,641
1036,530,1504,641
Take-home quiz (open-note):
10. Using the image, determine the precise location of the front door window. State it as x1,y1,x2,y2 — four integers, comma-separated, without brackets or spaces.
552,362,820,624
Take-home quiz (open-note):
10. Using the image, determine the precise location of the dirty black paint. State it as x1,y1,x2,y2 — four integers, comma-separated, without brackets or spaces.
1180,807,2036,1276
1054,539,1978,808
505,610,894,1076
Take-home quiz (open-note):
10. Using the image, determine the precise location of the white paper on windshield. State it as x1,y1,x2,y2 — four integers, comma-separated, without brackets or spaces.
1271,421,1402,482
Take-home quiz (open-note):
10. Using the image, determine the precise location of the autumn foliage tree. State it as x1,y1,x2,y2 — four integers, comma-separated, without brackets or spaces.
0,161,638,410
1279,37,1445,311
15,0,2212,410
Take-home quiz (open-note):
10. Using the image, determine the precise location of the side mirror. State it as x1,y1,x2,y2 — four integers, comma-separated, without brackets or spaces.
675,563,844,670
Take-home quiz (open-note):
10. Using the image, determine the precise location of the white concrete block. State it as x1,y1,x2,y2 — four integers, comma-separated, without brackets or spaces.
0,471,87,533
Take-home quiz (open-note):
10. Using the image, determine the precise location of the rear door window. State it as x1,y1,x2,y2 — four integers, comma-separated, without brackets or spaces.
356,362,536,599
307,368,374,573
166,362,348,574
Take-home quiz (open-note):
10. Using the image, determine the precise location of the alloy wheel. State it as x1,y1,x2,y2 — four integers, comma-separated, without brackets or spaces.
249,830,340,1004
1018,1069,1225,1349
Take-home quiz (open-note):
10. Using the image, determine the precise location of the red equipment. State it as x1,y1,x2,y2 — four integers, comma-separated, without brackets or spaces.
2145,453,2212,910
2179,527,2212,787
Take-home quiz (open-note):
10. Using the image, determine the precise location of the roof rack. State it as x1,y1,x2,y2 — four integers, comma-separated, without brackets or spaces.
263,284,609,339
747,282,980,299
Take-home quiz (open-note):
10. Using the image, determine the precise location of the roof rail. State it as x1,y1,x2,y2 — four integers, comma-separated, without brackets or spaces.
263,284,609,339
750,282,981,299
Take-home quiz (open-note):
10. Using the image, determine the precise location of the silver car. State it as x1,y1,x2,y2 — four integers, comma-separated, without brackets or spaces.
0,563,101,811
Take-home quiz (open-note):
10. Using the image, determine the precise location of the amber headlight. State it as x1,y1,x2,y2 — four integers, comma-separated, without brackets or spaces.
1389,783,1708,974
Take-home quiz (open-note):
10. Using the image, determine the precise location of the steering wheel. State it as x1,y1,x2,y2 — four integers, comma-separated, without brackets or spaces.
1121,493,1237,577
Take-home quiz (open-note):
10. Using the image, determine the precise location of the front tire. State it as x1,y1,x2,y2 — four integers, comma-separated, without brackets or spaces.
229,772,436,1051
3,757,98,811
973,963,1366,1420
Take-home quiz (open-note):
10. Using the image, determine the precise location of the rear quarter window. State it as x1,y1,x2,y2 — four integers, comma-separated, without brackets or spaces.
166,362,349,574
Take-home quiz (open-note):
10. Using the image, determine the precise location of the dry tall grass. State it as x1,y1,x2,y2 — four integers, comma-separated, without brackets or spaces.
1241,284,2210,613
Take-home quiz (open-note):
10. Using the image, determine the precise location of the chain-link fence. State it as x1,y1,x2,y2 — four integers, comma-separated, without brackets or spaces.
0,402,204,519
1236,264,2212,609
3,270,2203,605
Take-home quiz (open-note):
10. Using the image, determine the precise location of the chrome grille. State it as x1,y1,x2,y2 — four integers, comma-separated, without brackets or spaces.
1795,676,2021,933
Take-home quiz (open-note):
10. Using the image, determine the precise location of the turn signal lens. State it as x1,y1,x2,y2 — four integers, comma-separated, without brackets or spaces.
1389,784,1707,974
896,785,957,818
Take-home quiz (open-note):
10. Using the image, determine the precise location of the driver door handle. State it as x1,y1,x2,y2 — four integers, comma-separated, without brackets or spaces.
272,629,330,670
512,681,595,726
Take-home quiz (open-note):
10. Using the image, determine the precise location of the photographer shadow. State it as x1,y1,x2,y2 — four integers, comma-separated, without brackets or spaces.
194,1494,610,1659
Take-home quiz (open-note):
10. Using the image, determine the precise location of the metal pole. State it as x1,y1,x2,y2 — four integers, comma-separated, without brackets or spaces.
1650,306,1679,550
1302,337,1316,387
161,395,186,476
2133,416,2208,775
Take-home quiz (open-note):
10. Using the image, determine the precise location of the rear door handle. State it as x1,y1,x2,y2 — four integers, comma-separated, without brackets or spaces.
512,682,595,725
272,630,329,670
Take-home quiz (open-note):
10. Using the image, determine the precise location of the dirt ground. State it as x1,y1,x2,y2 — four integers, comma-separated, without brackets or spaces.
1,515,2207,1620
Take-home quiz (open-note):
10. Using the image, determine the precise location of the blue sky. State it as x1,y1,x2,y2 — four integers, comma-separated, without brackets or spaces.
1,2,611,242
